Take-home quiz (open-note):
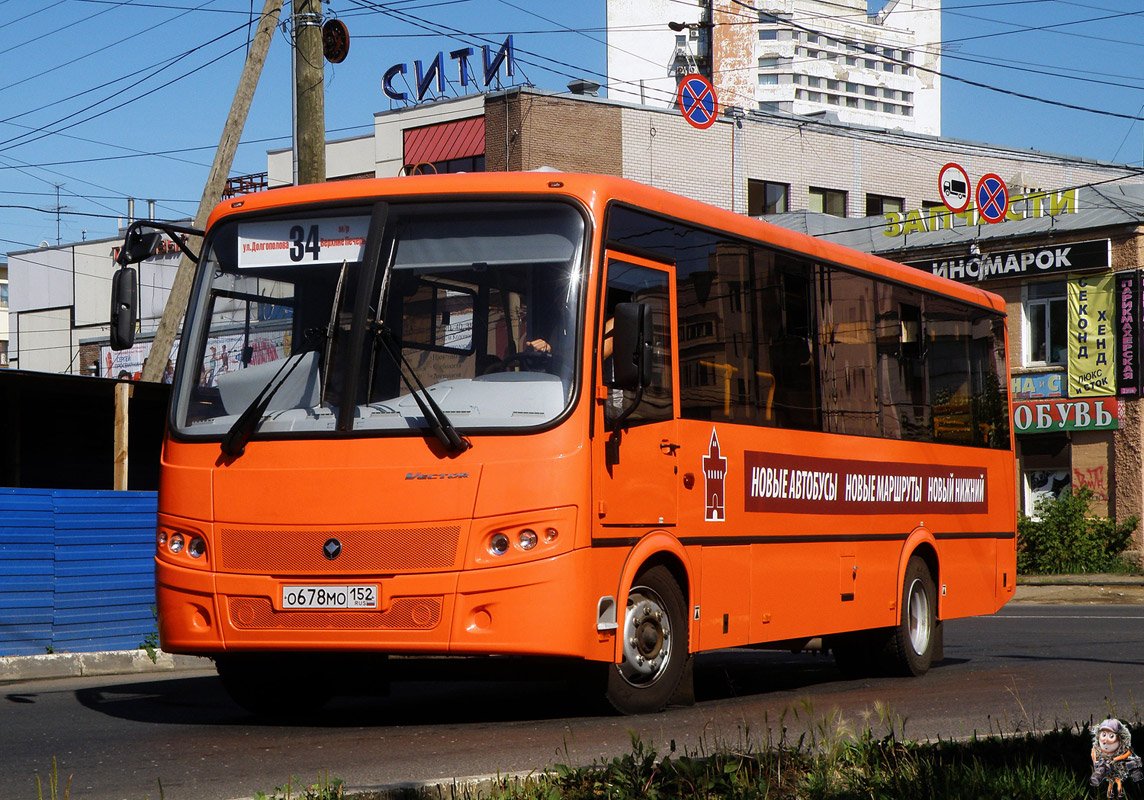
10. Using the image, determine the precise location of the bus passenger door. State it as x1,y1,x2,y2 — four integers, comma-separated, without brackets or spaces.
592,255,679,530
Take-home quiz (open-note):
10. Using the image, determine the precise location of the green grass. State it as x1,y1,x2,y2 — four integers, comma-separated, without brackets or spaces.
31,713,1129,800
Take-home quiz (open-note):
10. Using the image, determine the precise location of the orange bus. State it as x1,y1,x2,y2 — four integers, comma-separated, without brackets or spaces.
112,172,1016,715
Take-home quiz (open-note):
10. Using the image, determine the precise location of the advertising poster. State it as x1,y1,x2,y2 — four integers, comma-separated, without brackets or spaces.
1068,274,1116,397
1118,271,1141,397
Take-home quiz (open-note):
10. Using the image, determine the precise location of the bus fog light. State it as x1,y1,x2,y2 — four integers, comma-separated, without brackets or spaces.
489,533,510,556
544,527,559,543
169,533,185,554
188,537,206,558
518,529,538,550
158,531,168,548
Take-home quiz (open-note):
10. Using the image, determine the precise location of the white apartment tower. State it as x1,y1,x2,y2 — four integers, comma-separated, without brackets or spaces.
606,0,941,136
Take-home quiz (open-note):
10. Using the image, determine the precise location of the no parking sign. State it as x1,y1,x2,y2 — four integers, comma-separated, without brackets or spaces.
976,173,1009,224
677,74,718,130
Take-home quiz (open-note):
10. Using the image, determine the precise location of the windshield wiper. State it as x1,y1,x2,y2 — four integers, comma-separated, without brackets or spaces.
220,328,324,459
372,323,470,453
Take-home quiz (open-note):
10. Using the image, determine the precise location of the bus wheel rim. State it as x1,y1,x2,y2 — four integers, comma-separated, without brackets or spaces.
906,577,930,655
618,587,671,686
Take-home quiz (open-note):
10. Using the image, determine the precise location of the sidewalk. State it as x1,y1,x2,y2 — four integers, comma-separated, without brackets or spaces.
1012,573,1144,605
2,575,1142,684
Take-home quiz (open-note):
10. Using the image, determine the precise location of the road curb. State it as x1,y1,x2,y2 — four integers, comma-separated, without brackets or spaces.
0,650,211,683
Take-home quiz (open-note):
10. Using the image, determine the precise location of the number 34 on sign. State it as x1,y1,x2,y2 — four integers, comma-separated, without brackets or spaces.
237,216,370,268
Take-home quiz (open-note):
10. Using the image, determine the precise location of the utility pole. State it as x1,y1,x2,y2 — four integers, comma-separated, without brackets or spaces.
140,0,284,383
293,0,326,186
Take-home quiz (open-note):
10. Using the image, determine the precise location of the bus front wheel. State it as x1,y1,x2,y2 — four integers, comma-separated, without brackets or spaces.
605,565,690,715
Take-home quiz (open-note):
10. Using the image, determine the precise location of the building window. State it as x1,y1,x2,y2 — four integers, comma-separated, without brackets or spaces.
866,194,903,216
758,74,778,84
809,187,846,217
748,180,790,215
1024,280,1067,366
0,281,7,309
759,29,778,40
758,56,778,68
845,97,858,108
807,76,822,88
0,340,6,367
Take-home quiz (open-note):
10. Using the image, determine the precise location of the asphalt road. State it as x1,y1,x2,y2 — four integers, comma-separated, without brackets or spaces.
3,603,1144,800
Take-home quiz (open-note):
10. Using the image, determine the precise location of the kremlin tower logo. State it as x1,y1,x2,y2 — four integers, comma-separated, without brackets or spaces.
703,428,727,522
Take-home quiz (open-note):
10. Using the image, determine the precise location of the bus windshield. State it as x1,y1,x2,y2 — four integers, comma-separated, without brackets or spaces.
171,200,587,439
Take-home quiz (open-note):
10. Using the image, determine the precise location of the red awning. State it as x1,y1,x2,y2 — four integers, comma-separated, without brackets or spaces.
403,117,485,165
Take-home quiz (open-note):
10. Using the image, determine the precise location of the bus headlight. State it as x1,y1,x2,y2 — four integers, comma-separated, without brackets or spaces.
489,533,510,556
518,529,538,550
169,533,185,554
188,537,207,558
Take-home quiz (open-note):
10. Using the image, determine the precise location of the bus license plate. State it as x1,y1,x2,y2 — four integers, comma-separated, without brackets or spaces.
281,585,378,610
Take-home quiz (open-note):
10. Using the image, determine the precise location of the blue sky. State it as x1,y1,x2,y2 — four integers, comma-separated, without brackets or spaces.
2,0,1143,255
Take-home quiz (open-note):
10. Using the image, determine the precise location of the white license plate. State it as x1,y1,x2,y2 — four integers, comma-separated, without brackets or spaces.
281,584,378,610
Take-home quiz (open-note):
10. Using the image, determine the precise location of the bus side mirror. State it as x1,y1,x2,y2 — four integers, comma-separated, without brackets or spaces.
611,301,653,391
110,267,138,350
116,230,163,266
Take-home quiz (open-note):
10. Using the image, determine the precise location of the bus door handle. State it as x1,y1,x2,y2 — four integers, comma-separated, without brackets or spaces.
660,440,680,455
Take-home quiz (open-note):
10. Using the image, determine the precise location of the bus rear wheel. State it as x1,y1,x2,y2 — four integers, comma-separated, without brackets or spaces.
829,556,938,678
885,556,937,676
605,566,689,715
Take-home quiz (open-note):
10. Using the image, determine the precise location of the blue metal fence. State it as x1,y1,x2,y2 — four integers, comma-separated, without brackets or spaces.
0,489,157,656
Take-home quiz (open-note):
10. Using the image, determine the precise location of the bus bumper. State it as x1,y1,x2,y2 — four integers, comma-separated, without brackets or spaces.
155,549,618,662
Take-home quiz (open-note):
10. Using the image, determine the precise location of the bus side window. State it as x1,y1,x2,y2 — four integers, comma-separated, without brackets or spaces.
603,261,673,429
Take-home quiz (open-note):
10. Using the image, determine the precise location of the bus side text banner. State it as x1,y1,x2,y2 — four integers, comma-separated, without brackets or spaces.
743,452,987,515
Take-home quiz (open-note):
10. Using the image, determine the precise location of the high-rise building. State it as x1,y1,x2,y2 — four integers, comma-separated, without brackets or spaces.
606,0,941,135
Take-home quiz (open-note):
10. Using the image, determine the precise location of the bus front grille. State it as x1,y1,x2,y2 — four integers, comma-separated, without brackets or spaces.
227,596,443,630
219,525,462,573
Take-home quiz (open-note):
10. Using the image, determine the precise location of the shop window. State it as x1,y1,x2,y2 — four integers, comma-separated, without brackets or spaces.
866,194,903,216
809,187,847,217
1020,434,1070,518
1024,280,1067,366
748,180,789,215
